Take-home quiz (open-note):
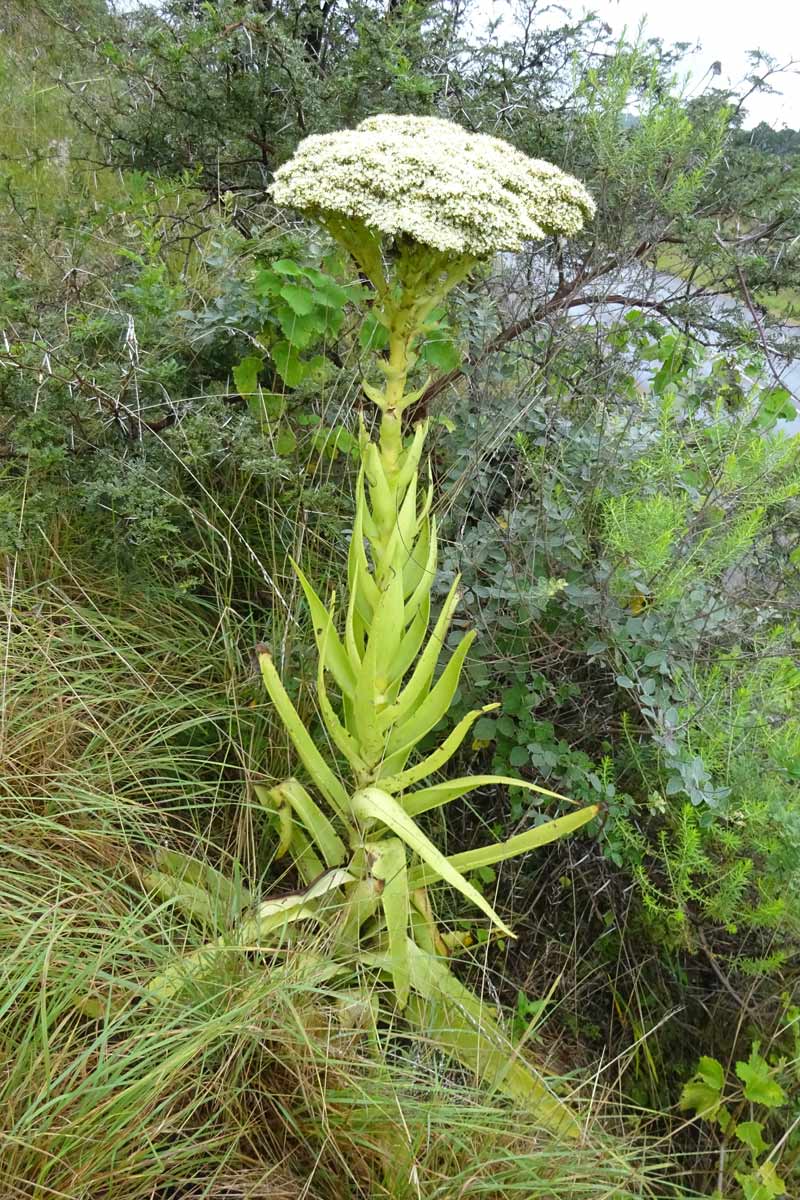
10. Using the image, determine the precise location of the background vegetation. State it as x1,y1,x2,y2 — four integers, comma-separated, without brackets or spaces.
1,1,798,1196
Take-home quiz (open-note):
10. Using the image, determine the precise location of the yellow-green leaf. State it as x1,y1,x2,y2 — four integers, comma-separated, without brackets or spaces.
404,773,569,817
351,787,513,937
406,805,599,891
369,838,410,1008
257,649,349,818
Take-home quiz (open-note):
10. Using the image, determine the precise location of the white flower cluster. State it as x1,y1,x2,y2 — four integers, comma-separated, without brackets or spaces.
270,114,594,256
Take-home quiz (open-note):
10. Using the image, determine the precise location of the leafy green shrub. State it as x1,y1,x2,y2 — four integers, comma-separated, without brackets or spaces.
434,314,800,1019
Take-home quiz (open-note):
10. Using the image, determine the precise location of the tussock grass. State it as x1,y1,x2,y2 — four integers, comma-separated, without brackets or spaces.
0,577,696,1198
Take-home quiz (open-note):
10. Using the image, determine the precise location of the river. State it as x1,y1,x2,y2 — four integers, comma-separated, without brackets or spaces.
566,267,800,434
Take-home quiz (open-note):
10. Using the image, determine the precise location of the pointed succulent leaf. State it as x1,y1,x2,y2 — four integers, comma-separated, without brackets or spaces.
388,591,431,685
403,773,571,817
363,440,394,532
351,786,514,937
403,513,438,621
255,780,347,869
292,559,355,697
402,515,431,600
385,629,476,757
143,870,221,930
154,848,250,917
369,838,410,1007
395,421,429,495
370,562,407,688
315,613,372,777
407,805,599,890
379,574,462,733
257,649,349,818
377,703,499,793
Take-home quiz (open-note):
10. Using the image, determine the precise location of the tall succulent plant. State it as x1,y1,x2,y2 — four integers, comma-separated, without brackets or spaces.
151,116,596,1135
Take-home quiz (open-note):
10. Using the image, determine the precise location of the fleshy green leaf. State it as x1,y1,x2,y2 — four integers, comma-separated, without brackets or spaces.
369,838,410,1008
376,703,500,794
257,649,349,818
255,779,346,870
407,805,598,892
404,773,567,818
351,786,514,937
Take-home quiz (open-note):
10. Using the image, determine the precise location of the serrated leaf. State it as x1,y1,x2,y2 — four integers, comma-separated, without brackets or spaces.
736,1047,787,1108
420,336,460,371
310,278,349,308
680,1079,724,1119
274,304,323,348
275,425,297,455
697,1056,725,1091
680,1056,725,1118
736,1163,786,1200
735,1121,769,1158
271,339,305,387
271,258,304,276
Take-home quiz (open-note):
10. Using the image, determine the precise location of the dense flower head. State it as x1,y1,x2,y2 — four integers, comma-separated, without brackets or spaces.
270,114,595,257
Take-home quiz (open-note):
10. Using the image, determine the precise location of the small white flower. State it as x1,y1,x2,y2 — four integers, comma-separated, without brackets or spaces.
270,114,594,256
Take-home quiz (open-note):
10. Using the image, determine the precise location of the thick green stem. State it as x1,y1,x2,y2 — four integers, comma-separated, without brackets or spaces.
370,304,418,560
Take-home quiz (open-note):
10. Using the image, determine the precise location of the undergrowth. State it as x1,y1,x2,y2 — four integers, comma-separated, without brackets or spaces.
0,574,696,1199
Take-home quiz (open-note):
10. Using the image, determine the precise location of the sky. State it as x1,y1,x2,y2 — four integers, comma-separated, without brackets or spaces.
548,0,800,128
